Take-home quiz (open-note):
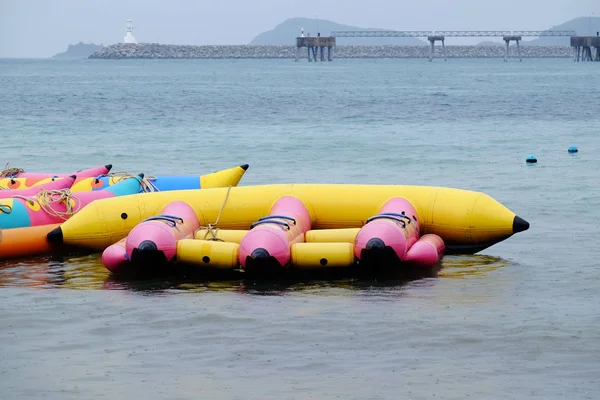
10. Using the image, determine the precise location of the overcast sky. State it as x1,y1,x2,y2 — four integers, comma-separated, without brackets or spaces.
0,0,598,57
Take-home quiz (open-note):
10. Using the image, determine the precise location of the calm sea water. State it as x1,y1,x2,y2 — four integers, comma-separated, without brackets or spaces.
1,57,599,399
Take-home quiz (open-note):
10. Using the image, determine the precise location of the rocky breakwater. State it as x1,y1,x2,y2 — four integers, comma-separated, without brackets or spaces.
88,43,295,59
89,43,573,59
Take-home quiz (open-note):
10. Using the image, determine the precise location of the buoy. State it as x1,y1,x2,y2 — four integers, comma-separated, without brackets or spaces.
526,155,537,164
568,146,578,153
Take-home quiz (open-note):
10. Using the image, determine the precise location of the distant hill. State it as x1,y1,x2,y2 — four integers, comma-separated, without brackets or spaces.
522,16,600,46
53,42,105,59
250,17,426,46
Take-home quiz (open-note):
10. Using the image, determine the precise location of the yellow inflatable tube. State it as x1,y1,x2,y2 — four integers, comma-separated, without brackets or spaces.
177,239,355,269
48,184,529,254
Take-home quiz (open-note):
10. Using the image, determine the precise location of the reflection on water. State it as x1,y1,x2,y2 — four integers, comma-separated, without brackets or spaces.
0,252,514,293
438,254,513,278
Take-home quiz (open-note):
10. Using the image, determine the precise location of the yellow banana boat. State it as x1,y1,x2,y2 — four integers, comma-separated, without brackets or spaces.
47,184,529,254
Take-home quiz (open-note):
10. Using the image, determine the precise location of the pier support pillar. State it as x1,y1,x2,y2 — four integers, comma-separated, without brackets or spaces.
429,40,434,62
427,36,445,62
569,37,600,62
442,38,447,61
503,36,522,62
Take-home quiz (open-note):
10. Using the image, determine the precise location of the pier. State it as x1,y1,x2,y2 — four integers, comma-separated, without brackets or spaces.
428,36,446,61
329,30,576,61
296,36,336,62
571,36,600,61
503,36,522,62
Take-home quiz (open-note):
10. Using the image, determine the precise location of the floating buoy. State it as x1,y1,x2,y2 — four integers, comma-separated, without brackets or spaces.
568,146,578,153
526,155,537,164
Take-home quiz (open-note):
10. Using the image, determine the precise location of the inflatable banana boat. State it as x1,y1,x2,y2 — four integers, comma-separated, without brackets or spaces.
48,184,530,255
179,196,443,275
0,164,249,193
0,175,77,199
0,165,249,260
0,174,144,230
0,164,112,183
0,175,143,260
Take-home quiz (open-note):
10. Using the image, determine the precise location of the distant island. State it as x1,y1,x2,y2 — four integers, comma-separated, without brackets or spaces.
522,16,600,46
53,42,104,59
250,17,425,46
86,16,600,60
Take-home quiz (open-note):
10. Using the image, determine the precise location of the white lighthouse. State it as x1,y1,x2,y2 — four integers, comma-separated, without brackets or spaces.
124,20,137,44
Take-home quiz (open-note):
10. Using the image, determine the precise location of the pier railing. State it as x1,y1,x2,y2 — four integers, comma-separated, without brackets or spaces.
330,30,576,38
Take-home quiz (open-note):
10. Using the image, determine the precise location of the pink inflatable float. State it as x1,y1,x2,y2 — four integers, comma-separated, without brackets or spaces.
101,200,200,273
0,175,77,199
239,196,312,274
10,164,112,180
354,197,444,273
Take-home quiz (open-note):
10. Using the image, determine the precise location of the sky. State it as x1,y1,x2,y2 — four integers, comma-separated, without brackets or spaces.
0,0,598,58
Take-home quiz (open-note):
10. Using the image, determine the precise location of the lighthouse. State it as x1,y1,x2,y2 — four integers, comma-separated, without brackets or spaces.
124,20,137,44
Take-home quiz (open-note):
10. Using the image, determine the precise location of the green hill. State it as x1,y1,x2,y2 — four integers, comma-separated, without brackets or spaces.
523,16,600,46
53,42,105,59
250,17,426,46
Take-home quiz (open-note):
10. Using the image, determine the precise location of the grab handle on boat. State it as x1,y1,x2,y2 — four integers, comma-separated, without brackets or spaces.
250,218,291,230
257,214,296,225
366,212,410,228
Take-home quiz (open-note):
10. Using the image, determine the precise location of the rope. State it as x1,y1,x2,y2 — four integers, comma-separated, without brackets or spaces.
36,189,81,220
195,185,233,241
8,189,80,220
0,193,36,215
0,163,24,178
8,194,36,205
103,171,160,193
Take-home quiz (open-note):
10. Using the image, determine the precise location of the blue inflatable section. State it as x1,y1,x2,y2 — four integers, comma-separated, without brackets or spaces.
148,176,202,191
92,175,201,192
105,175,145,196
0,199,31,229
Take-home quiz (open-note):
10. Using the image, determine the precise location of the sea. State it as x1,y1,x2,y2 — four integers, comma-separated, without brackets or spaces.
0,57,599,399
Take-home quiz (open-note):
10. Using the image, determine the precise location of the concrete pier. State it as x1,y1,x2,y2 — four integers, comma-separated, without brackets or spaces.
571,36,600,61
503,36,522,61
296,36,336,62
427,36,446,61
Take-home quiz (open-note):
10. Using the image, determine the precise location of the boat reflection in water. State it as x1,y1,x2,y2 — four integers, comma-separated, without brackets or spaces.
0,252,514,295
